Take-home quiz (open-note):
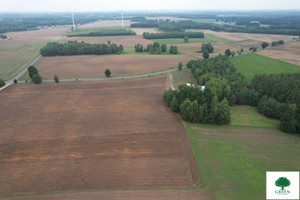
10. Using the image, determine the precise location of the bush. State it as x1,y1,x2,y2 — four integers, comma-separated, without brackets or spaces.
32,74,42,84
0,79,5,87
261,42,269,49
13,79,18,84
105,69,111,77
54,74,59,83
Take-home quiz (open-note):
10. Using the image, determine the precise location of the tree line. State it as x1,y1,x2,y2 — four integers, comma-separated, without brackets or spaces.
134,42,178,54
143,32,204,39
40,41,124,56
67,29,136,37
132,20,300,36
251,73,300,133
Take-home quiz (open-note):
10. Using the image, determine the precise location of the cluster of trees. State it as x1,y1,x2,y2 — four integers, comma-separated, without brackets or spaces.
169,45,178,54
163,85,230,124
201,43,214,59
28,65,42,84
67,29,136,37
201,43,214,53
271,40,285,47
40,41,124,56
0,79,5,87
187,55,247,105
251,73,300,133
143,32,204,39
134,42,177,54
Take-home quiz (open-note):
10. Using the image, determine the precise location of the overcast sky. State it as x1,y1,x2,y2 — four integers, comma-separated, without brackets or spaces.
0,0,300,12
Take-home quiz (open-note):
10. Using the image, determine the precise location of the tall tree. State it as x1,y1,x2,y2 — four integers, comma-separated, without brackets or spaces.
178,62,183,70
224,49,231,57
184,36,189,43
54,74,59,83
203,50,209,59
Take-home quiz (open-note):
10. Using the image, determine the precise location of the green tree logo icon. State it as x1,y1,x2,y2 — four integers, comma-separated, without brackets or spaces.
275,177,291,190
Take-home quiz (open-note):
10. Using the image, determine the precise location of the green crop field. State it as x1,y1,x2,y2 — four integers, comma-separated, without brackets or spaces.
151,34,234,44
186,106,300,199
231,54,300,83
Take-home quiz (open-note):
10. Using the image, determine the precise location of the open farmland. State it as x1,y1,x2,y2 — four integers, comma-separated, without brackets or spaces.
0,76,200,196
0,26,70,80
196,29,295,42
231,54,300,82
257,41,300,66
21,55,195,80
79,20,133,28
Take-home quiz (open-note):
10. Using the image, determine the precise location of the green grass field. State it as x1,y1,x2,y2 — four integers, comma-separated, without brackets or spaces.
186,106,300,199
172,68,197,89
231,54,300,83
230,106,279,128
151,34,234,45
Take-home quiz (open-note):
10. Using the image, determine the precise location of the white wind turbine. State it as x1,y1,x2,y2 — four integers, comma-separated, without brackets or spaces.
72,12,76,30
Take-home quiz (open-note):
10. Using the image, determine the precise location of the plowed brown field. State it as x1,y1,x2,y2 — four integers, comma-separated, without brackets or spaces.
257,41,300,66
0,76,199,196
22,55,195,80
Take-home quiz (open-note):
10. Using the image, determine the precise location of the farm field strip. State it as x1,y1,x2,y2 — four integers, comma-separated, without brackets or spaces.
20,55,195,80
